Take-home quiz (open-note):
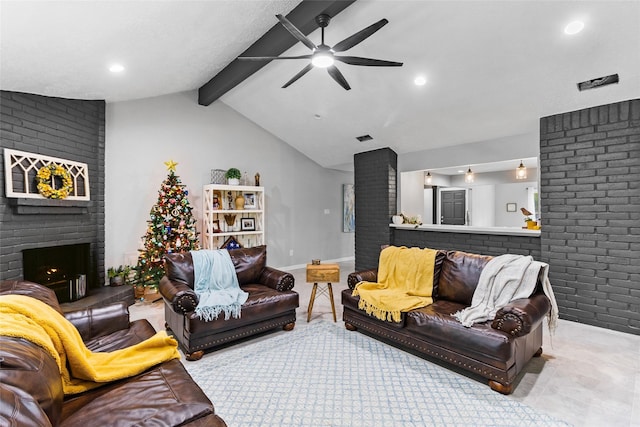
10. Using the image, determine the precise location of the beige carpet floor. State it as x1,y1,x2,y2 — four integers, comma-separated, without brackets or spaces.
130,260,640,427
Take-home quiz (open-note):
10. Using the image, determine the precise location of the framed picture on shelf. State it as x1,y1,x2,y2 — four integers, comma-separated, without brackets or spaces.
506,203,517,212
221,236,243,250
212,219,222,233
212,190,223,209
240,217,256,231
243,192,256,209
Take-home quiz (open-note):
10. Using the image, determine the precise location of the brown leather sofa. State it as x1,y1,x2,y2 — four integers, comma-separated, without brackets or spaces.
0,279,226,427
342,249,552,394
160,245,298,361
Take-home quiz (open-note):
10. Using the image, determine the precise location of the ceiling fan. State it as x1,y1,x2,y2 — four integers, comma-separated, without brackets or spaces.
238,13,403,90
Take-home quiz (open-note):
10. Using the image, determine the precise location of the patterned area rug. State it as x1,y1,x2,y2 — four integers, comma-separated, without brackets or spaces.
184,321,570,427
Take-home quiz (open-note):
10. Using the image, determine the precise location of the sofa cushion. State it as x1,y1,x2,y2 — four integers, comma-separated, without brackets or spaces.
405,300,514,369
430,250,448,297
186,284,298,335
164,246,267,287
84,319,157,352
164,252,196,285
59,359,215,427
436,251,492,305
228,245,267,286
341,289,406,328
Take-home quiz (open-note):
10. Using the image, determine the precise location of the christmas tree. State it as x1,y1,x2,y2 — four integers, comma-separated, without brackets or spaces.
135,160,199,288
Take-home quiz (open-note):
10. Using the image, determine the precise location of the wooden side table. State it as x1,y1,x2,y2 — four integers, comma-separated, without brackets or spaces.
306,263,339,322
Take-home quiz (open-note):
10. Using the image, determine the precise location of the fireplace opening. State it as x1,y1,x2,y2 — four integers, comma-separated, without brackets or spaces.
22,243,91,303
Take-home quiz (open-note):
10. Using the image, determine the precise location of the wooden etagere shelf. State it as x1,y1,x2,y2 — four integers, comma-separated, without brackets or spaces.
202,184,264,249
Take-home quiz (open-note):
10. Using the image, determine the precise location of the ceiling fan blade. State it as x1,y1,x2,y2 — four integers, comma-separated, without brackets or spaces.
282,63,314,88
238,55,312,61
276,14,317,51
335,56,403,67
332,19,389,53
327,65,351,90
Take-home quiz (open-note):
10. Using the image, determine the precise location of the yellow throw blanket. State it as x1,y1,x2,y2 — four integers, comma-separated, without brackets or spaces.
0,294,180,395
353,246,437,322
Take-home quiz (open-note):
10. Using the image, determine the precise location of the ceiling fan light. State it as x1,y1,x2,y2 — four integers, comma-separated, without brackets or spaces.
311,52,334,68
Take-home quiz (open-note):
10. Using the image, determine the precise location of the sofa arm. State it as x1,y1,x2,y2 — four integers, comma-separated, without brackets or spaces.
159,276,199,315
258,266,295,292
64,302,130,342
347,269,378,290
491,293,551,337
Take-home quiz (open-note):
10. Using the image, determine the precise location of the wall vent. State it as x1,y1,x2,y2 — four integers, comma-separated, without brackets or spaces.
356,134,373,142
577,74,619,91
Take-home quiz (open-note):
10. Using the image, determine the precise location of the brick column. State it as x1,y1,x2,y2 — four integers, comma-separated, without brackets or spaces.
354,148,397,270
540,99,640,334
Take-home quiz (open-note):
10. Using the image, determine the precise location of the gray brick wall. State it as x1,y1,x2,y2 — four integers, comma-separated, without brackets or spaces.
540,99,640,335
354,148,397,270
0,91,106,289
392,229,542,259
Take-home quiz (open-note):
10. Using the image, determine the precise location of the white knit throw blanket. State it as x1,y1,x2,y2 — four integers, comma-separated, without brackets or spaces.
453,254,559,333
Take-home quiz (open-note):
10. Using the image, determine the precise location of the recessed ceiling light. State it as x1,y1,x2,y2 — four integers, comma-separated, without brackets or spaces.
109,64,125,73
414,75,427,86
564,21,584,35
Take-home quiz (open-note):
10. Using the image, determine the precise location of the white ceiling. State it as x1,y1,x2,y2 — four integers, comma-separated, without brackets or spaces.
2,1,639,171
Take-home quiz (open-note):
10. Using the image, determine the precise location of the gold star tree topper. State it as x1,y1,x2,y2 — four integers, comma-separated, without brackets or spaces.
164,160,178,172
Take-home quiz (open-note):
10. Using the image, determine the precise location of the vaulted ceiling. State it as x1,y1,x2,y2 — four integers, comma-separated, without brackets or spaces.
2,1,639,171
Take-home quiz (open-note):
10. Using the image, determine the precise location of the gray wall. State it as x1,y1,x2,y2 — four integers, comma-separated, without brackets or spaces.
540,98,640,334
105,91,354,270
0,91,105,288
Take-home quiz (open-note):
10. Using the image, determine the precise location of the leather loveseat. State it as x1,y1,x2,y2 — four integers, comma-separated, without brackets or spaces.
0,280,226,427
342,249,552,394
160,245,299,361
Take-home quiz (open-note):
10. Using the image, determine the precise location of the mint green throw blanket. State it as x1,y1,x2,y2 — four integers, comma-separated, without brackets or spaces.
191,250,248,321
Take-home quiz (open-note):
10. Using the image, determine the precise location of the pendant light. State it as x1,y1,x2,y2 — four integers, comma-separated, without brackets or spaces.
516,160,527,180
425,171,432,185
464,167,474,183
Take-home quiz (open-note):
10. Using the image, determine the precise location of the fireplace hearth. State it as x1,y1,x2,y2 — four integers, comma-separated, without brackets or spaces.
22,243,91,303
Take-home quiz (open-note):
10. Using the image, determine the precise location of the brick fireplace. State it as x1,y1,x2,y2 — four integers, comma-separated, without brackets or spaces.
0,91,106,297
22,243,90,303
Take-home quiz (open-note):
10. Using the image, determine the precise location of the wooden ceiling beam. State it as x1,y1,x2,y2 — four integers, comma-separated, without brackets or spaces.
198,0,356,106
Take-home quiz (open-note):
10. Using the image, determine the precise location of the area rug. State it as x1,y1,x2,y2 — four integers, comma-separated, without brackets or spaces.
184,321,570,427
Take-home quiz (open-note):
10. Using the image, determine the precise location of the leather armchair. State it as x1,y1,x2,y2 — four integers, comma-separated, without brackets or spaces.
160,245,299,361
0,280,226,426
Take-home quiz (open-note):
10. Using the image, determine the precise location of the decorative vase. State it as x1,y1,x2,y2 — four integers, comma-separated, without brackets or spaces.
235,194,245,210
392,215,403,225
224,214,236,227
228,178,240,185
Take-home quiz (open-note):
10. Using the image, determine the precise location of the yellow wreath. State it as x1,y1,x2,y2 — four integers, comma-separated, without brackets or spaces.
36,164,73,199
